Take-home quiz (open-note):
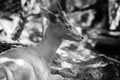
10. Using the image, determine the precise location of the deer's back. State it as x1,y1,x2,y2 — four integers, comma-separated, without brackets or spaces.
0,47,49,80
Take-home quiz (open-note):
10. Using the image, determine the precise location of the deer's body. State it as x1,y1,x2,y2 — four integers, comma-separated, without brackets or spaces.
0,5,83,80
0,22,61,80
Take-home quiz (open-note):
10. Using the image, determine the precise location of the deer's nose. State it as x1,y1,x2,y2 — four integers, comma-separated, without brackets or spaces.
80,36,84,40
71,27,84,41
75,35,84,41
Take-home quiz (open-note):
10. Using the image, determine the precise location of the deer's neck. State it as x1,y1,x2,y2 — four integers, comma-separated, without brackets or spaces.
35,26,61,63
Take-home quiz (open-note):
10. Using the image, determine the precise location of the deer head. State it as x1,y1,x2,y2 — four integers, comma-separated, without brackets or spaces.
40,4,83,42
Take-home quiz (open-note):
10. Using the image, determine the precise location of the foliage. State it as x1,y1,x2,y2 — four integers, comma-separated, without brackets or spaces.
0,0,120,80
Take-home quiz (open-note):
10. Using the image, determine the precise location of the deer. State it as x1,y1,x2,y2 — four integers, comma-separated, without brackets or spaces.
0,4,83,80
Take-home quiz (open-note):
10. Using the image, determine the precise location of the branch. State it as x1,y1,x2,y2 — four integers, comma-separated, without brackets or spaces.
12,12,27,40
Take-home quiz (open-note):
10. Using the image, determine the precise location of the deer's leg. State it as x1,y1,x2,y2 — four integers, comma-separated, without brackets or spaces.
0,65,13,80
0,58,36,80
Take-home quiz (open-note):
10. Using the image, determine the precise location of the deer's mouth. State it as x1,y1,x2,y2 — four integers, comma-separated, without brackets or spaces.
62,34,83,42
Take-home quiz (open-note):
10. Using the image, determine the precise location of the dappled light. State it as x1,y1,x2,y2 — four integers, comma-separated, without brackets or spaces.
0,0,120,80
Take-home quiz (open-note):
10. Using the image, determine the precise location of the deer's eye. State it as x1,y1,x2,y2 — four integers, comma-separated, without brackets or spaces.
66,25,72,30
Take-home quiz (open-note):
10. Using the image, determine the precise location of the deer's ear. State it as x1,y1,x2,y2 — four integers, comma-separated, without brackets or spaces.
57,4,67,22
40,7,57,23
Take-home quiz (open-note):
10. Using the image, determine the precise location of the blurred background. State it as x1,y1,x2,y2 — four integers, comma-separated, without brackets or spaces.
0,0,120,80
